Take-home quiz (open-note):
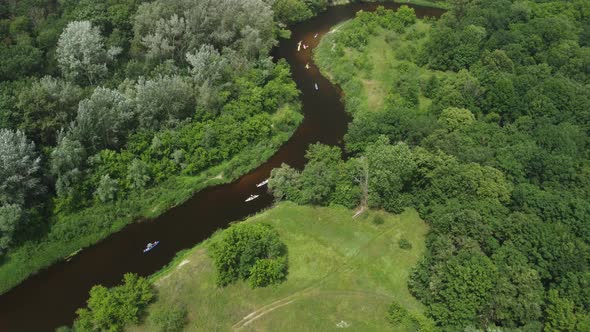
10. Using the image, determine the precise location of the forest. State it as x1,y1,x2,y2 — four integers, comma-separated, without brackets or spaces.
2,0,590,331
0,0,339,294
271,1,590,330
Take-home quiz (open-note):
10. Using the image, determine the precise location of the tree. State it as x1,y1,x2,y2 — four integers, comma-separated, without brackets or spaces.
71,87,133,153
17,76,84,146
428,251,497,328
133,75,194,130
136,0,275,63
0,129,42,207
299,144,342,205
438,107,474,131
351,156,369,209
140,14,188,62
365,136,416,213
186,44,230,86
74,273,153,332
486,245,544,327
95,174,118,203
395,5,416,26
545,290,577,332
51,133,86,197
56,21,114,84
127,159,151,190
0,42,42,81
209,223,287,287
272,0,312,24
0,204,22,255
248,256,288,288
269,163,302,202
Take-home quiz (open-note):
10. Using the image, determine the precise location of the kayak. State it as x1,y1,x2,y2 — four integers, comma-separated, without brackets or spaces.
256,179,269,187
245,194,259,202
65,249,81,262
143,241,160,253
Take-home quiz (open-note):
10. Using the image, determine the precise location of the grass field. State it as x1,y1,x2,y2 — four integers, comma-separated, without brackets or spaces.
129,202,430,331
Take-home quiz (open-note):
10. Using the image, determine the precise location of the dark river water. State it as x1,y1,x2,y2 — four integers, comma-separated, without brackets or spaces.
0,3,443,331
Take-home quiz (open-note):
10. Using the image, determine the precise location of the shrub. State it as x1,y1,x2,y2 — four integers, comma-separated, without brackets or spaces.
209,223,288,287
249,256,288,288
149,305,188,332
398,238,412,250
73,273,154,331
388,301,409,325
372,215,385,225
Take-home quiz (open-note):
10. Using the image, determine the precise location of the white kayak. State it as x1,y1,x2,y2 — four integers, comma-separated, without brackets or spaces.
314,83,319,90
256,179,269,187
245,194,259,202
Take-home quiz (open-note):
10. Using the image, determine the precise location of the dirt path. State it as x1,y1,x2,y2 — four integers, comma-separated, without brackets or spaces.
232,288,317,330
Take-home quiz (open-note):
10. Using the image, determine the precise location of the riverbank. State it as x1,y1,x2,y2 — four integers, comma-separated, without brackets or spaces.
0,105,302,295
129,203,431,331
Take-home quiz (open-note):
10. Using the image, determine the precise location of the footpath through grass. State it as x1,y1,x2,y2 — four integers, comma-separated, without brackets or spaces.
129,202,429,331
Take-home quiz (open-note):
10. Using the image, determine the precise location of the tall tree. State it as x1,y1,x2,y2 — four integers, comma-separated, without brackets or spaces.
71,87,133,153
0,129,42,207
0,204,22,255
17,76,84,146
56,21,117,84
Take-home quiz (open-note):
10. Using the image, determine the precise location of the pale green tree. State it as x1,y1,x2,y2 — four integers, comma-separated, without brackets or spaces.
71,87,133,153
95,174,118,203
133,75,194,130
0,204,22,254
127,159,151,190
56,21,113,84
0,129,42,206
51,133,86,197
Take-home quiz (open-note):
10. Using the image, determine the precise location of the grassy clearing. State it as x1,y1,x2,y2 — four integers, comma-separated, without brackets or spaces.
315,18,449,116
129,202,430,331
0,106,302,295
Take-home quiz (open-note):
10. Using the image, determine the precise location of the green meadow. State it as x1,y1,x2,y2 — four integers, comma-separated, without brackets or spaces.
130,202,430,331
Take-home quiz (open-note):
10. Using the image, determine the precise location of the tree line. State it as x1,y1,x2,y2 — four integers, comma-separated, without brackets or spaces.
0,0,304,291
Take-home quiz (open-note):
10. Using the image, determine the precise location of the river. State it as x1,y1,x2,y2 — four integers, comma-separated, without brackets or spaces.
0,3,443,331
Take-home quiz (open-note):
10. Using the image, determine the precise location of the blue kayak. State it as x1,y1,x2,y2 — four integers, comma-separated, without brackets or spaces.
143,241,159,253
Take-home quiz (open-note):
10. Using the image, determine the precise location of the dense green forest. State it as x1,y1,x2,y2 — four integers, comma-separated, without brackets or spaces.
268,1,590,331
0,0,336,294
3,0,590,331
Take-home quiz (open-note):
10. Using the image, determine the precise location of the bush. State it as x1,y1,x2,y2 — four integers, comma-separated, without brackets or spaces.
388,301,409,325
372,215,385,225
249,256,288,288
73,273,154,331
149,305,188,332
209,223,288,287
398,238,412,250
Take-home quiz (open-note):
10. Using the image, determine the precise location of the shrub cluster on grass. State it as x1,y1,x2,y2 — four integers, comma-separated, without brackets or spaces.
71,273,154,331
148,305,188,332
209,223,288,288
398,237,412,250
